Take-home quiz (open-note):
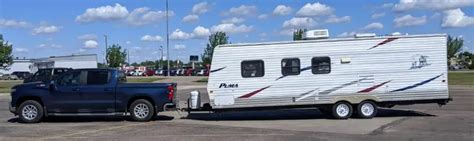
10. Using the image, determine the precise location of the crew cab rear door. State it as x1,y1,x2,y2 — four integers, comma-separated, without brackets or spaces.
78,70,116,113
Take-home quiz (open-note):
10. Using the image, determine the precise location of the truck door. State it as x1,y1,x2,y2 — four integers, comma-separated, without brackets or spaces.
49,70,83,113
78,70,115,113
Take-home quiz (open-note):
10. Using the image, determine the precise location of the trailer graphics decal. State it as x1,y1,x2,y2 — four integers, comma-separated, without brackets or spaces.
238,85,271,98
219,83,239,88
275,66,312,80
410,54,430,69
391,73,444,92
210,66,226,73
358,80,392,93
368,37,398,50
319,79,362,95
295,88,319,102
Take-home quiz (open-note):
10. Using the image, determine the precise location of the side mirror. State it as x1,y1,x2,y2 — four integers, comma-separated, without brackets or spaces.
49,81,57,91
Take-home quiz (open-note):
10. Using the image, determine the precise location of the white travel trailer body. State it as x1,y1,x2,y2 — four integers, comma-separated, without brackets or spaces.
206,33,450,113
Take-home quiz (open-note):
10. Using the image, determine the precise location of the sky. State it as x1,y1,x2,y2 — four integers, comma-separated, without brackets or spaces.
1,0,473,63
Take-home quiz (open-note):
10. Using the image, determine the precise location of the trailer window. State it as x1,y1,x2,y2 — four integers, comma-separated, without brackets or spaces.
312,57,331,74
281,58,300,76
241,60,264,78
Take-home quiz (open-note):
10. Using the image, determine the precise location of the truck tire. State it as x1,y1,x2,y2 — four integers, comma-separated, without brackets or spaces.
129,99,154,122
18,100,44,123
356,101,378,119
331,102,352,119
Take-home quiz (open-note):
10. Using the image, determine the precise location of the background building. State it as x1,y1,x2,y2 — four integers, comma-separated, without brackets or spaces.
0,54,98,74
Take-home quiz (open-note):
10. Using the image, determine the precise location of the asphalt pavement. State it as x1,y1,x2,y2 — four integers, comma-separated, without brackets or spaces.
0,77,472,141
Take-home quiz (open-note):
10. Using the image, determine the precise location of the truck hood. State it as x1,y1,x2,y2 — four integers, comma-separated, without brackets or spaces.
12,81,45,90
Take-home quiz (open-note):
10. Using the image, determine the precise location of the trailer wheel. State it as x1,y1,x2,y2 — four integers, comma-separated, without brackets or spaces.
129,99,154,122
331,102,352,119
356,101,377,119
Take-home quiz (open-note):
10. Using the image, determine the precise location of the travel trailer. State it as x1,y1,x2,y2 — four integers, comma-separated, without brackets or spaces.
187,30,451,119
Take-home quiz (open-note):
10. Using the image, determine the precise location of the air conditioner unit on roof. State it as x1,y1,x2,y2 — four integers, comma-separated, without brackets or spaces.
303,29,329,40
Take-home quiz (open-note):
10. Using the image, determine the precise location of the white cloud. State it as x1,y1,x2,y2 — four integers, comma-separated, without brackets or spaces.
14,48,29,53
78,48,87,53
75,3,173,25
0,19,30,28
32,25,61,35
125,7,174,26
78,34,97,40
221,17,245,24
126,41,131,44
325,15,351,23
84,40,99,48
211,23,253,33
442,8,474,28
75,3,129,23
39,43,63,48
296,2,333,17
226,5,257,17
170,29,193,40
170,26,211,40
258,14,268,20
362,22,384,30
192,2,210,14
273,5,292,16
372,12,386,19
182,14,199,23
141,35,163,42
393,0,474,12
282,17,316,29
394,14,427,27
174,44,186,50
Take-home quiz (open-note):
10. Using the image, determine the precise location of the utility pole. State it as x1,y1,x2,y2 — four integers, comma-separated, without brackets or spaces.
166,0,170,77
160,45,163,68
127,49,130,66
104,35,108,66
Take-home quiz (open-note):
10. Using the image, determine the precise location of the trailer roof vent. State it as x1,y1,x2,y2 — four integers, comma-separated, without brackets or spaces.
354,33,376,38
303,29,329,40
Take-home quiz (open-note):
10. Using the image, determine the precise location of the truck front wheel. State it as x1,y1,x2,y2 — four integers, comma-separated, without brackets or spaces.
129,99,155,122
18,100,44,123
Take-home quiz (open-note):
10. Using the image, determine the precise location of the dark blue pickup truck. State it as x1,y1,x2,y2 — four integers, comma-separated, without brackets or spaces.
9,68,176,123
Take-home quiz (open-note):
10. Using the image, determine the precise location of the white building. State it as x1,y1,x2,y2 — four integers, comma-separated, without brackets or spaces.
0,54,98,74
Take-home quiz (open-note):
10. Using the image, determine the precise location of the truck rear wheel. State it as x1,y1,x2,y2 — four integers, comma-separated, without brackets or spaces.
18,100,44,123
356,101,377,119
331,102,352,119
129,99,154,122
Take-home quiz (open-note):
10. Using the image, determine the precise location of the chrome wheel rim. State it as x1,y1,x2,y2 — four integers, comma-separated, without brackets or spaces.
360,103,375,116
336,104,350,117
133,103,149,119
22,105,38,120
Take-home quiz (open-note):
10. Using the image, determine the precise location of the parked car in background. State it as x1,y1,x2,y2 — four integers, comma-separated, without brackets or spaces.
196,69,205,76
11,71,31,80
7,74,19,80
144,69,156,76
10,68,177,123
24,68,72,83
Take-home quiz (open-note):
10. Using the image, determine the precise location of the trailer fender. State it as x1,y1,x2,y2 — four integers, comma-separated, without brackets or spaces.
331,95,380,104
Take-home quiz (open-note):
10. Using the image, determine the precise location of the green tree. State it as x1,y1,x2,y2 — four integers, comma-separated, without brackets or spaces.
0,34,13,70
458,51,474,69
447,35,464,66
106,44,127,68
202,31,228,65
293,29,306,41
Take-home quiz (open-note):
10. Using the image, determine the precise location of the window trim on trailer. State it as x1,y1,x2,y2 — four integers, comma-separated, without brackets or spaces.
281,58,301,76
311,56,331,74
241,60,265,78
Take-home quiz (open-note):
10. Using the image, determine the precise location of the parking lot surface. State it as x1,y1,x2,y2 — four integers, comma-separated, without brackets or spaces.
0,77,472,141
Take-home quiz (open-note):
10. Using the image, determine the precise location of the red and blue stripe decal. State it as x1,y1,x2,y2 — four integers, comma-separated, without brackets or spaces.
358,80,392,93
391,73,444,92
238,85,271,98
368,37,398,50
210,66,226,73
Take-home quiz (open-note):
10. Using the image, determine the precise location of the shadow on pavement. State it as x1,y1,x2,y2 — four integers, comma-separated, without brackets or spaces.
7,115,174,123
185,108,435,121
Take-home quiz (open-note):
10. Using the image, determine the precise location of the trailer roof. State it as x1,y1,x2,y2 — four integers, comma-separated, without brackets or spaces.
219,33,446,48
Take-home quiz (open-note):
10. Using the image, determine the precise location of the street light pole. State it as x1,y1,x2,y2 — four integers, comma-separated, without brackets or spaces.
166,0,170,77
160,45,163,68
104,35,108,66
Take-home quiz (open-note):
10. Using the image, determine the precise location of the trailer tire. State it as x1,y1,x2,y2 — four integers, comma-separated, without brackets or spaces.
331,102,352,119
129,99,154,122
356,101,377,119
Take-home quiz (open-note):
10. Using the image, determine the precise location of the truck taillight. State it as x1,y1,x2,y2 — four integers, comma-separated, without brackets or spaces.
167,85,174,100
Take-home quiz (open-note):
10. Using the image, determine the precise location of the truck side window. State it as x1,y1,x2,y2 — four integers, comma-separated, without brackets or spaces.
241,60,264,78
282,58,300,76
312,57,331,74
57,71,82,86
86,71,110,85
